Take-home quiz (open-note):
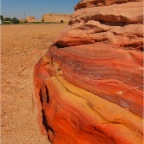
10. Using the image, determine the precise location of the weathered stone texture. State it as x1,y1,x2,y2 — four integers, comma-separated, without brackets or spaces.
34,0,143,144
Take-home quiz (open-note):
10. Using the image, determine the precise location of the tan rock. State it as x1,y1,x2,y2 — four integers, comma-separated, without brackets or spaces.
19,19,25,23
26,16,36,22
26,16,41,23
42,13,70,23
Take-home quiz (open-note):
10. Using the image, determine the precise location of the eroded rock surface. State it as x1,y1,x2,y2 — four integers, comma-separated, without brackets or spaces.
34,0,143,144
26,16,41,23
42,13,70,23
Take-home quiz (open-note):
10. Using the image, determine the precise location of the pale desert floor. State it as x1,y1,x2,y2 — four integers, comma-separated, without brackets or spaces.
1,23,67,144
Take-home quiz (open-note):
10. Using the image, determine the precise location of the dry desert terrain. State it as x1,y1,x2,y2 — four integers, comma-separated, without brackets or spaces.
1,23,67,144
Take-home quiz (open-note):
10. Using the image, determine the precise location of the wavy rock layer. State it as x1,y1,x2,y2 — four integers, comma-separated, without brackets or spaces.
34,0,143,144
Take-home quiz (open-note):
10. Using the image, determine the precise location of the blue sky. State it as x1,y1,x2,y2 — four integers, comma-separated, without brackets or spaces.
1,0,79,19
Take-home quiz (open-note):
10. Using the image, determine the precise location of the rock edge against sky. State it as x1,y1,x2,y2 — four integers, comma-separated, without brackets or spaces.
34,0,143,143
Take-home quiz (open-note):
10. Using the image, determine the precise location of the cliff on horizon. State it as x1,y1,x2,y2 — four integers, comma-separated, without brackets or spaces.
42,13,70,23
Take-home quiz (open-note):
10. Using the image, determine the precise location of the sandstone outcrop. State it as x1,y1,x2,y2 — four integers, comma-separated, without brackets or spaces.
26,16,41,23
42,13,70,23
18,19,25,23
34,0,143,144
26,16,35,22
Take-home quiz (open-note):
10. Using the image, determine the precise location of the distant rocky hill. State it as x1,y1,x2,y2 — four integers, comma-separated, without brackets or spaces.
19,14,70,23
26,16,41,23
42,13,70,23
19,19,25,23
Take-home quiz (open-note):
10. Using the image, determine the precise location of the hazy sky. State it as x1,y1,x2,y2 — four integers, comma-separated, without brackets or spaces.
1,0,80,19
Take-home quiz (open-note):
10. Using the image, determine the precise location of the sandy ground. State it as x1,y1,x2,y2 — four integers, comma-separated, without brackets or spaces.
1,23,67,144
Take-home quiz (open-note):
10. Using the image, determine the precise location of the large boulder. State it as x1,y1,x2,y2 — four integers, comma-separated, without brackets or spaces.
34,0,143,144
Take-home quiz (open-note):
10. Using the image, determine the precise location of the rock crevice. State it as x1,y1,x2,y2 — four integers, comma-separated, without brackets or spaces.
34,0,143,144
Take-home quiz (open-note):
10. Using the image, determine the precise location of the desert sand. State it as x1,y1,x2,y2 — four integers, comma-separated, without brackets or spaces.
1,23,67,144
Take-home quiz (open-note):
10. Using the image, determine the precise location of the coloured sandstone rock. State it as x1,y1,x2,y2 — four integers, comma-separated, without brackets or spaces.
34,0,143,144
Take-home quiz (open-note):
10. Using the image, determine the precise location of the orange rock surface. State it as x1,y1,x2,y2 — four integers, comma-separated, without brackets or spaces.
34,0,143,144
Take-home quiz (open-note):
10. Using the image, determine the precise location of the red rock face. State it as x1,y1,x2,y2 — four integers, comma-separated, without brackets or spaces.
34,0,143,144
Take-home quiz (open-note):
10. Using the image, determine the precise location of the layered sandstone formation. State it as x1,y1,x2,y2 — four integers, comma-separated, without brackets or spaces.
42,13,70,23
34,0,143,144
